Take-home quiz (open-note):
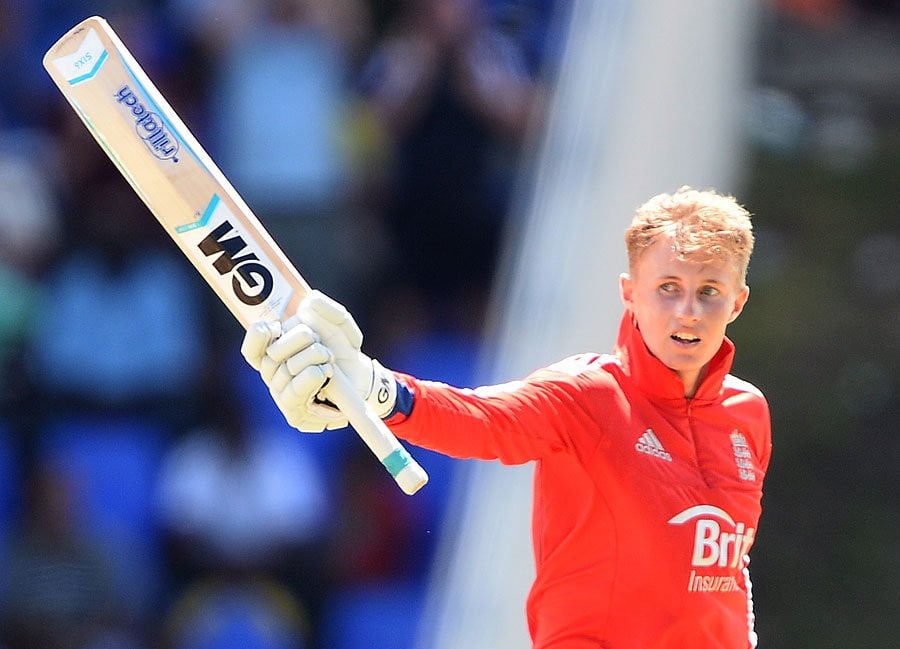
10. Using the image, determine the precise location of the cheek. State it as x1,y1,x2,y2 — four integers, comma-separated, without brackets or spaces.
633,300,669,338
705,300,737,324
638,292,676,321
629,294,652,325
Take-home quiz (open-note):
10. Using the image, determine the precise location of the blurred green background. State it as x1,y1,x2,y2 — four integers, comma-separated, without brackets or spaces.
736,9,900,646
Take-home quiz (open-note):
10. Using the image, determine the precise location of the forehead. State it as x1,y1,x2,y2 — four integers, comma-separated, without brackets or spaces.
634,236,742,284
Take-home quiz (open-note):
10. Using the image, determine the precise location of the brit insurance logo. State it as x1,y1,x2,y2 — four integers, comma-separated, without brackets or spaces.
114,86,179,161
668,505,756,593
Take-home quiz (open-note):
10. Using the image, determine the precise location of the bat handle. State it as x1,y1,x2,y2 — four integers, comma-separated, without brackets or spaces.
323,369,429,495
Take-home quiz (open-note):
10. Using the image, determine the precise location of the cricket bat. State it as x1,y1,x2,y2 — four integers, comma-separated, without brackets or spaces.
43,16,428,495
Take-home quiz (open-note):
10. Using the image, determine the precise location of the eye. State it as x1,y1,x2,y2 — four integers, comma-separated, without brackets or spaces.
659,282,679,293
700,285,720,297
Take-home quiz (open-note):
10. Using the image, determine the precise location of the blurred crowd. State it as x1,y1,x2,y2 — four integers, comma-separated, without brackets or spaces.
0,1,564,648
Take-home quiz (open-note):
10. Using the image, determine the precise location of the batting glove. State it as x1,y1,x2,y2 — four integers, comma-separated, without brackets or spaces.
242,319,343,431
293,291,397,420
241,291,397,432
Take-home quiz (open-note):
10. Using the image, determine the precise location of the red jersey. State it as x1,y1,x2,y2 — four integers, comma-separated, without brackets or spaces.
386,312,772,648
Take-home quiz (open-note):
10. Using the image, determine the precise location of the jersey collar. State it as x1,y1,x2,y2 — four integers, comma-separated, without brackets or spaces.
614,311,734,404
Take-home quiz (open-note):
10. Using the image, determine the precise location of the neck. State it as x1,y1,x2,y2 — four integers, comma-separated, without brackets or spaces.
679,366,708,399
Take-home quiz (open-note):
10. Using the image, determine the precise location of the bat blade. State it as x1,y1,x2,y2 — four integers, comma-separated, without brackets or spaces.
43,17,302,326
43,16,427,495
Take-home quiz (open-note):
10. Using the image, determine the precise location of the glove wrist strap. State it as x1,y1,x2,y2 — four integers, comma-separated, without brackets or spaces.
367,359,398,419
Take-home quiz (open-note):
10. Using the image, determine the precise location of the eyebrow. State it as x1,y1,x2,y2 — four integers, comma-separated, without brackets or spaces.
657,275,728,286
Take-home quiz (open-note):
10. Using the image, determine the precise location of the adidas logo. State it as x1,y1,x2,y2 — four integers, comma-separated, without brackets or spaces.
635,429,673,462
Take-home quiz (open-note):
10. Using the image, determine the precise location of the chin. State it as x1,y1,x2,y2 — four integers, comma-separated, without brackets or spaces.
661,354,707,375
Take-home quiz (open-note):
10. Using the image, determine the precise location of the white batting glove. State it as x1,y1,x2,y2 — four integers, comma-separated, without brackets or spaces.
241,320,345,432
292,291,397,419
240,291,397,432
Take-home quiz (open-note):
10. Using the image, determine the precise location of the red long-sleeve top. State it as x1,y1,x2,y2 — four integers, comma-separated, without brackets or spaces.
386,312,772,648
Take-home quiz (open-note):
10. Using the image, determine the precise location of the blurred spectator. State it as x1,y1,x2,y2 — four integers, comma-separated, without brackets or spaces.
154,364,332,640
769,0,852,26
160,575,311,649
316,443,431,649
770,0,900,26
0,144,58,417
0,1,49,128
324,443,425,588
168,0,378,307
0,461,139,649
36,411,170,627
25,159,210,433
356,0,554,332
0,420,21,553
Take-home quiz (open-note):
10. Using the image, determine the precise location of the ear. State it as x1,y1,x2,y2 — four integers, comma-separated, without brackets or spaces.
727,284,750,324
619,273,633,310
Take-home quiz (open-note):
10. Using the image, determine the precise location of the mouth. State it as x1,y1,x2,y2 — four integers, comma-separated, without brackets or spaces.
671,332,701,346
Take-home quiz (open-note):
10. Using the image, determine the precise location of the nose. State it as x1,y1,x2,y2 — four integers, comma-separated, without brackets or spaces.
676,293,701,322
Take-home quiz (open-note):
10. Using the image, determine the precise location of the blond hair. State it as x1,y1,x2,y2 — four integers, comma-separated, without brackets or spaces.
625,186,754,283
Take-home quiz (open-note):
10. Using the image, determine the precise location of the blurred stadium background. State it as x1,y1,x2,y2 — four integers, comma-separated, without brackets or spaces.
0,1,897,648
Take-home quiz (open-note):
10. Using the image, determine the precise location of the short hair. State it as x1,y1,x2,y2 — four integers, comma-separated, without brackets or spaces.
624,186,754,284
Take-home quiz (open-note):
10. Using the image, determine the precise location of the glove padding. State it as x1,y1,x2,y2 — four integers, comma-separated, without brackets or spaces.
242,320,344,431
241,291,397,432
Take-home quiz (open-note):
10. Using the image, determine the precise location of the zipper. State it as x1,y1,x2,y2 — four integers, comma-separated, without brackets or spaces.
685,398,712,488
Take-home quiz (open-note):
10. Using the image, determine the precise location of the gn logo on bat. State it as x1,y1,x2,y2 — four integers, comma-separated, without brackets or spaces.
198,220,274,306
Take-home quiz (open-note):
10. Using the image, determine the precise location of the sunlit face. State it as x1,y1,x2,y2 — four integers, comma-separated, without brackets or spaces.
619,235,750,397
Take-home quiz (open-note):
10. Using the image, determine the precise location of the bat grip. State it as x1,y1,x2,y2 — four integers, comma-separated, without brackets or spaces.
323,369,429,495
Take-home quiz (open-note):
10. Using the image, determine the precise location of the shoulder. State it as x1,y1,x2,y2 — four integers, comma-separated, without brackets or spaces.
722,374,773,466
722,374,769,412
723,373,764,397
525,353,622,397
541,353,620,377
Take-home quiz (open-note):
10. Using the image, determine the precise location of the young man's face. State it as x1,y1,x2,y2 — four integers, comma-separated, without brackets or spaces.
619,235,750,397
